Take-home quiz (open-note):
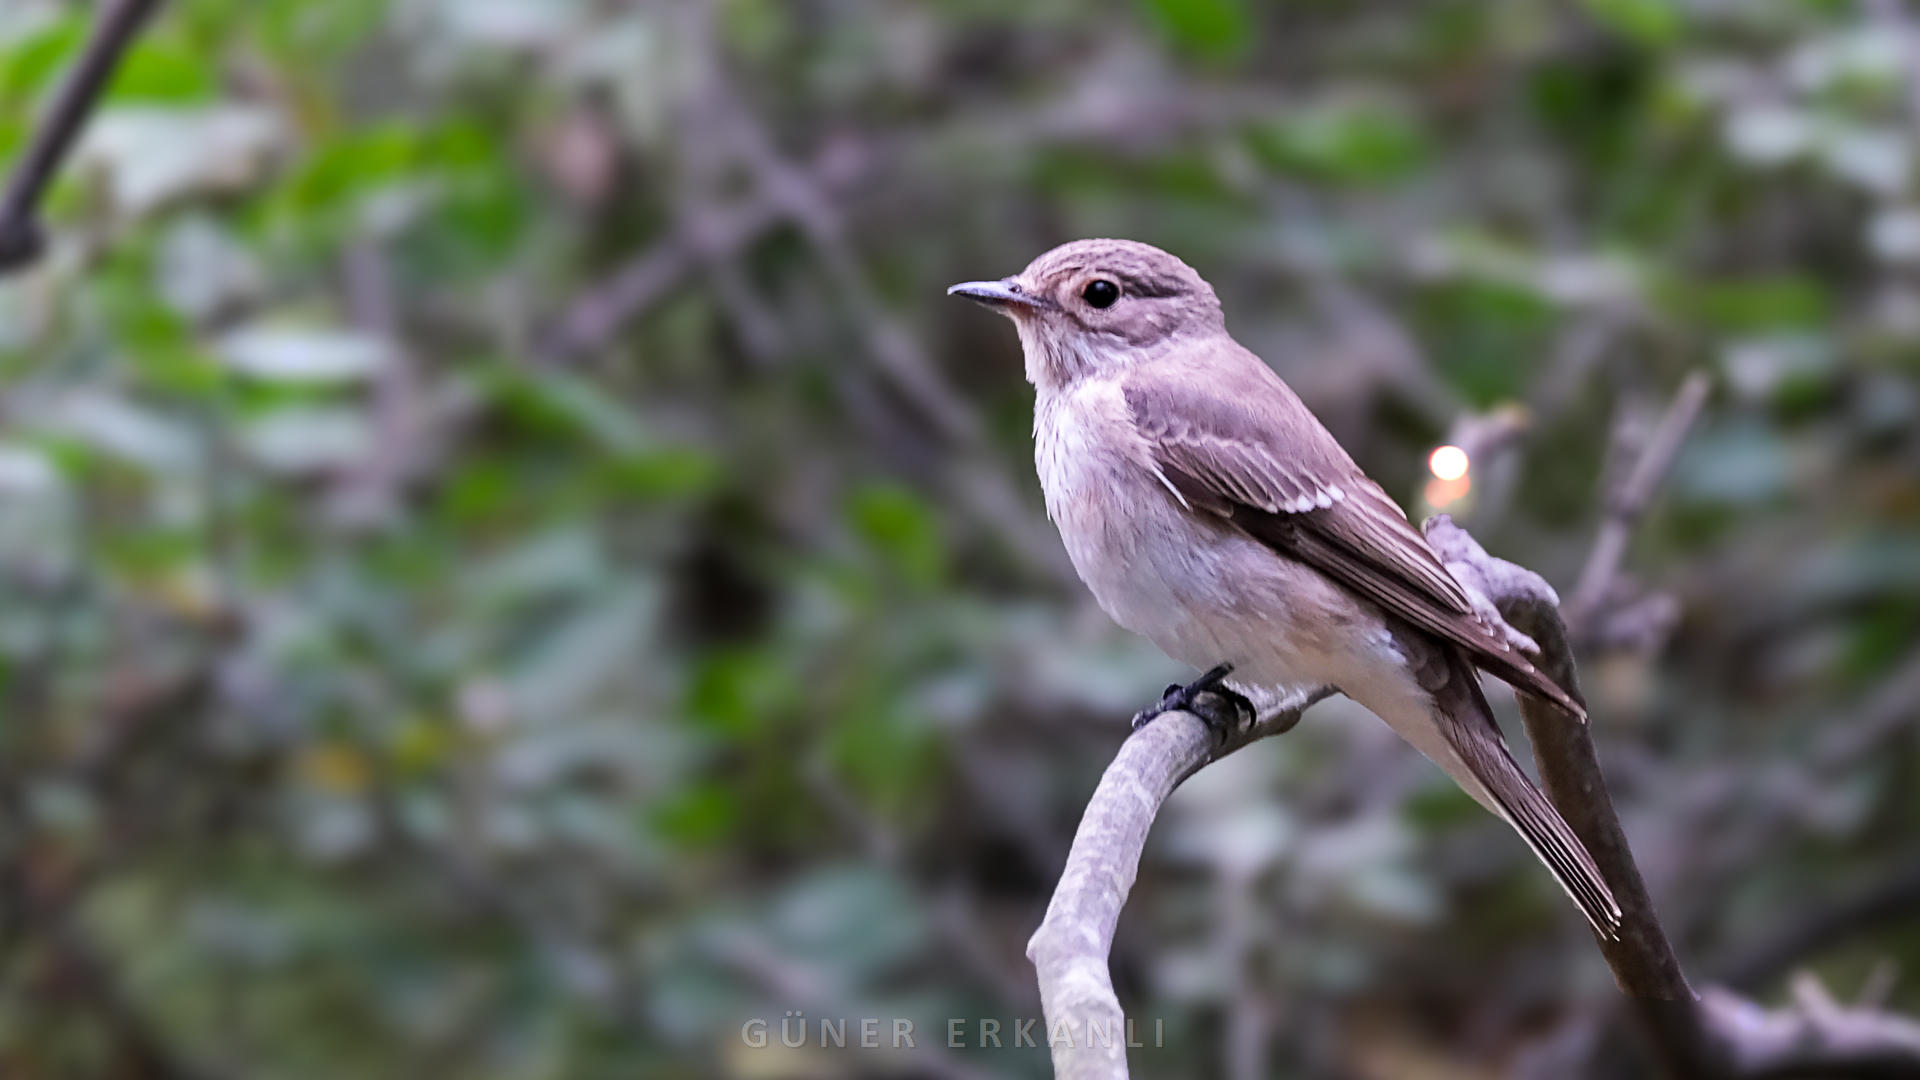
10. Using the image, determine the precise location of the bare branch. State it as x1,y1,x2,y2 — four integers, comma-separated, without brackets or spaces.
536,67,1279,366
1426,516,1720,1076
1431,517,1920,1079
325,241,439,528
0,0,165,275
1025,686,1331,1080
1703,973,1920,1077
536,142,867,362
1811,645,1920,772
1564,371,1710,639
1718,864,1920,993
1666,643,1920,950
1530,312,1627,419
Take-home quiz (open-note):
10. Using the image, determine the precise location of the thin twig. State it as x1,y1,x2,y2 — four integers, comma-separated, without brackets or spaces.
535,69,1277,363
1565,371,1711,636
326,242,435,527
635,20,1079,586
1718,864,1920,992
535,150,867,362
0,0,165,275
1530,313,1626,419
1811,644,1920,771
693,44,984,450
1667,643,1920,948
1704,972,1920,1075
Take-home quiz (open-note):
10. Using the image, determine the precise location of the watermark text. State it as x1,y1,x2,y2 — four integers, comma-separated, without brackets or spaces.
740,1014,1165,1050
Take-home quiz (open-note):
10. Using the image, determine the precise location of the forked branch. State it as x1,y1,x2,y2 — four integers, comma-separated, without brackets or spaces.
1027,518,1920,1079
1024,684,1330,1080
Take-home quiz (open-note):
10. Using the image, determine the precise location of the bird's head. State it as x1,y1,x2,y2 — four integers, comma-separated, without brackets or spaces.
949,239,1223,391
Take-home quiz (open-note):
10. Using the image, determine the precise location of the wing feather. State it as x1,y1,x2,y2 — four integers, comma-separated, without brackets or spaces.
1124,359,1586,721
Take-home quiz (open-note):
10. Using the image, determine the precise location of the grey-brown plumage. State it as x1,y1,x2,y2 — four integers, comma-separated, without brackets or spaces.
1125,360,1584,719
950,238,1622,938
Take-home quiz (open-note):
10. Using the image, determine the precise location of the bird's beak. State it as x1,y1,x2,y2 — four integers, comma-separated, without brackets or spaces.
947,278,1046,311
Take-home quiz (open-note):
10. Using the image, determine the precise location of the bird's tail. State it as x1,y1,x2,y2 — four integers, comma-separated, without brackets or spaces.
1432,648,1623,940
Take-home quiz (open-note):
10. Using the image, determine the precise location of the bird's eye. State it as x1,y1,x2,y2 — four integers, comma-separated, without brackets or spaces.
1082,279,1120,309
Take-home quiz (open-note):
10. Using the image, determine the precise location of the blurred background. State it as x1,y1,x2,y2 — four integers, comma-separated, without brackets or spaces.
1,0,1918,1077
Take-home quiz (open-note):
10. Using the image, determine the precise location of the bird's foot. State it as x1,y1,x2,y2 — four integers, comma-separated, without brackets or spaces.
1131,663,1255,742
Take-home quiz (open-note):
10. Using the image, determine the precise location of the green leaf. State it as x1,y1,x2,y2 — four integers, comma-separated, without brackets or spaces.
1138,0,1250,62
652,781,739,847
608,448,722,500
687,648,787,737
1581,0,1681,46
1669,277,1831,333
0,16,82,100
848,483,943,587
1403,785,1483,830
108,41,219,102
1253,99,1430,185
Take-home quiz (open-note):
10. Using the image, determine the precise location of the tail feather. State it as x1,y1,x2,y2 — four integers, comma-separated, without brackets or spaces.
1485,760,1623,939
1435,649,1623,939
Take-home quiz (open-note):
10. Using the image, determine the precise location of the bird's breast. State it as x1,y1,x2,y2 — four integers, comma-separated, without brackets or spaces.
1037,384,1260,661
1032,381,1159,581
1032,380,1367,690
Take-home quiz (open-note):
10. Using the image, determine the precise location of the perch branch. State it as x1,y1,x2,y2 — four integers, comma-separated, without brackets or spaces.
1436,517,1920,1079
1427,517,1717,1075
1025,685,1330,1080
0,0,164,275
1029,517,1920,1079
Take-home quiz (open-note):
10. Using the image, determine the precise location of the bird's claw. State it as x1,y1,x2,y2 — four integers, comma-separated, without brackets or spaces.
1131,663,1255,743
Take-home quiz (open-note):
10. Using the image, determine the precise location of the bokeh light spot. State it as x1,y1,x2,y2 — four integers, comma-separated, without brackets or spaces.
1429,445,1470,481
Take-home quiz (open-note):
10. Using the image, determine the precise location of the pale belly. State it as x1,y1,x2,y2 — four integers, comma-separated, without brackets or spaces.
1036,399,1360,694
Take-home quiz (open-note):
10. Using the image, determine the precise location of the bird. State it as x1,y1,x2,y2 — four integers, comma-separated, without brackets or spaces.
948,238,1622,939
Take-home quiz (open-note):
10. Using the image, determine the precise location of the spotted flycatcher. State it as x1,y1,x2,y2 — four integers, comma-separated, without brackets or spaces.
950,239,1620,937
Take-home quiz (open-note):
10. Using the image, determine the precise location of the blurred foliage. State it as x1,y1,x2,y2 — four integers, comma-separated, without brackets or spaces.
1,0,1918,1078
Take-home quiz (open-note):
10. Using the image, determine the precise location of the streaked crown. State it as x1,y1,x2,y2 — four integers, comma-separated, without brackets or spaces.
1011,239,1225,388
1017,238,1218,319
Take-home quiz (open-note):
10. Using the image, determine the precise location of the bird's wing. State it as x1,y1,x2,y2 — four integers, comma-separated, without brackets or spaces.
1122,358,1586,722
